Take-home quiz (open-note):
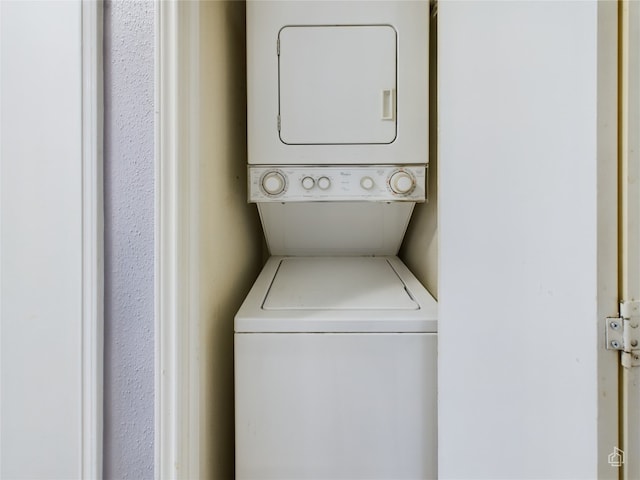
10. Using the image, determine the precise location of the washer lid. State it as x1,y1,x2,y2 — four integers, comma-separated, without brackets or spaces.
263,257,418,310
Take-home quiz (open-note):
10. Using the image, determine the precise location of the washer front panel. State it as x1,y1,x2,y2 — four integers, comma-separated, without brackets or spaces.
235,332,437,479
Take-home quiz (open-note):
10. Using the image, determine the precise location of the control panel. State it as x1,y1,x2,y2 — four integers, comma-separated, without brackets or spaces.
248,165,426,203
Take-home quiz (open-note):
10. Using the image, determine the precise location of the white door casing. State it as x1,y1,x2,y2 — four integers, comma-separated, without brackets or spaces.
620,1,640,479
155,1,201,478
0,1,103,478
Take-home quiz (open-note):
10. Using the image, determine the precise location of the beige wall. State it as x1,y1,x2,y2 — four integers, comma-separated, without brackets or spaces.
400,15,438,298
198,2,264,478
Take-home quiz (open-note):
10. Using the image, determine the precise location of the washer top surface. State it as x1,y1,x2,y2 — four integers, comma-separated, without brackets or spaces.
235,256,438,333
264,257,418,310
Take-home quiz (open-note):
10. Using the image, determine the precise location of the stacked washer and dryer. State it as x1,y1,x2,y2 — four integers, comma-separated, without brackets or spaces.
235,2,436,479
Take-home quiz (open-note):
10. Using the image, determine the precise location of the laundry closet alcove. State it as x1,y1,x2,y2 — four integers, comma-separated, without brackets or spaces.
155,1,437,478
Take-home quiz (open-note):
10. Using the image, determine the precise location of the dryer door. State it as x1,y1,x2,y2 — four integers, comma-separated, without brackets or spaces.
278,25,397,145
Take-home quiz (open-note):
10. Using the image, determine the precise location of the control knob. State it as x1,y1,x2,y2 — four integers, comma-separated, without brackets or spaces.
261,170,286,196
389,170,415,195
360,176,375,190
317,176,331,190
301,176,315,190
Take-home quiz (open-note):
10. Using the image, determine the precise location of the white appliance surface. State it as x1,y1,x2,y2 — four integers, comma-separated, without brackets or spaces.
235,332,437,480
248,165,426,203
279,25,397,145
235,257,437,480
251,165,427,256
264,257,418,310
235,256,437,333
239,2,434,478
257,202,417,256
247,0,428,165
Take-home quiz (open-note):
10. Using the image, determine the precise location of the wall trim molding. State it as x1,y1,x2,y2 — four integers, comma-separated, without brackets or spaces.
81,1,104,477
155,1,201,478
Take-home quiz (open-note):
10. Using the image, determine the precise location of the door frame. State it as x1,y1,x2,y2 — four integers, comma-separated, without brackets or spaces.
81,1,104,477
620,1,640,478
155,1,201,478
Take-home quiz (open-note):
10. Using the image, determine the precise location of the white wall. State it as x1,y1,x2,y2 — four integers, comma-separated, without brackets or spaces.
438,1,618,478
103,1,155,478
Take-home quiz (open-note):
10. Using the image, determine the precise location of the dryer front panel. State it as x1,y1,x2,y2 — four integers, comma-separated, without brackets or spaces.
247,0,429,165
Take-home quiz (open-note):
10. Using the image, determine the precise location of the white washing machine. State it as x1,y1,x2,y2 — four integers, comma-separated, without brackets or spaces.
237,1,434,478
235,256,437,480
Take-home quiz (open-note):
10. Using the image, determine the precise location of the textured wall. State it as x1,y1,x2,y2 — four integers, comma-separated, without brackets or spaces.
103,1,155,478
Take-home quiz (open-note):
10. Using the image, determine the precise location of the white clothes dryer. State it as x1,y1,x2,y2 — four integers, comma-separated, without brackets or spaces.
235,256,437,480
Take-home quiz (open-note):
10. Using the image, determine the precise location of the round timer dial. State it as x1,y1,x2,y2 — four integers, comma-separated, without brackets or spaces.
261,171,286,196
389,170,416,195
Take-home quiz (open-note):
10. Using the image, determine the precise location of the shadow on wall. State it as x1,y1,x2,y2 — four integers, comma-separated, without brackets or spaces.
400,11,438,299
198,1,264,479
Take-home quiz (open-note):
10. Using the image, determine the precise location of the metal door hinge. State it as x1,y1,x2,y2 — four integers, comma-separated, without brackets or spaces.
606,300,640,367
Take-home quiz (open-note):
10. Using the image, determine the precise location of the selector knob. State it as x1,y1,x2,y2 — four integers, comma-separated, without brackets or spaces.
317,176,331,190
261,171,286,196
389,170,415,195
360,176,375,190
301,176,315,190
